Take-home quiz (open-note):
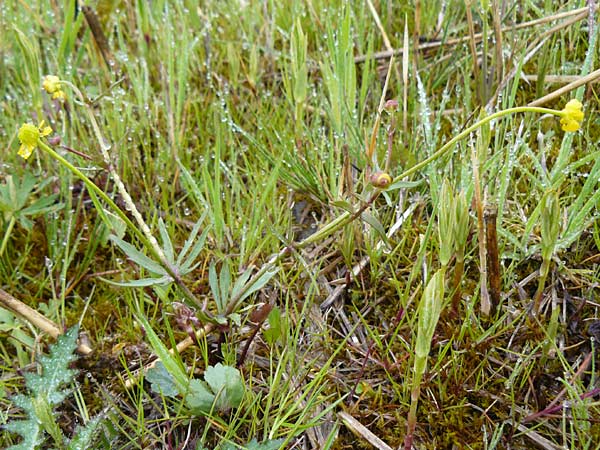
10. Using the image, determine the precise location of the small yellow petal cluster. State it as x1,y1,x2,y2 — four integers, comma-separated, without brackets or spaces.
42,75,67,101
17,121,52,160
559,99,584,132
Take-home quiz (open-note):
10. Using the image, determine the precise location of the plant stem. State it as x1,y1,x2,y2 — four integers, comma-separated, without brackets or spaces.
390,106,558,185
57,80,214,319
533,258,551,315
451,252,464,315
37,141,214,322
228,106,565,321
0,216,16,256
404,367,424,450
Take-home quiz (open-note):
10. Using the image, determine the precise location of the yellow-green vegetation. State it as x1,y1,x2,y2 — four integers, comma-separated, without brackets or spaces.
1,1,599,449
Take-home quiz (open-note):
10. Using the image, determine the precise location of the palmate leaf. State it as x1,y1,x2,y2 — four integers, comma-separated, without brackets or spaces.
184,364,245,414
107,214,209,286
184,379,216,414
204,363,244,411
141,313,245,415
0,173,63,230
146,362,179,397
18,194,61,217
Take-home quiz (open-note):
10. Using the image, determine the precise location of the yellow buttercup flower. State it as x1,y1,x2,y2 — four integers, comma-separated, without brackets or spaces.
42,75,67,101
559,99,584,132
17,121,52,160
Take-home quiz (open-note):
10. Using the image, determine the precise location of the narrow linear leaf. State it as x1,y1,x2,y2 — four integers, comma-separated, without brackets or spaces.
157,218,174,263
208,262,221,310
386,179,424,191
230,267,253,301
109,235,167,276
178,226,210,273
360,212,390,245
237,268,279,305
100,275,173,287
177,213,209,267
219,262,231,312
135,313,188,392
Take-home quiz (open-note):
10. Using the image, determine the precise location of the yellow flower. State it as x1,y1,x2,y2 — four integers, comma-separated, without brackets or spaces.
42,75,67,101
17,121,52,160
559,99,584,132
51,89,66,100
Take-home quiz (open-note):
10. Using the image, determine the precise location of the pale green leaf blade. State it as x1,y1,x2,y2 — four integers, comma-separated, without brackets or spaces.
204,363,244,410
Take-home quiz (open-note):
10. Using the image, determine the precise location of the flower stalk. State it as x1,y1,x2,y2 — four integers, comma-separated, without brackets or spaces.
297,103,583,263
391,103,582,186
23,76,214,321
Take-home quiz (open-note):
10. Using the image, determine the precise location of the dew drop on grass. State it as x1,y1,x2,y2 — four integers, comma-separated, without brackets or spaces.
44,257,54,270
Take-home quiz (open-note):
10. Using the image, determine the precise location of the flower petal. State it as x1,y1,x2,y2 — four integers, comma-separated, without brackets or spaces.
560,99,584,132
18,143,34,160
42,75,61,94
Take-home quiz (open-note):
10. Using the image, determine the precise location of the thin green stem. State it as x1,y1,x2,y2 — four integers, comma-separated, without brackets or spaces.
391,106,559,184
231,107,566,320
55,80,215,321
38,141,144,245
534,258,551,315
297,107,562,255
0,216,16,257
405,367,424,450
60,81,168,260
36,140,214,322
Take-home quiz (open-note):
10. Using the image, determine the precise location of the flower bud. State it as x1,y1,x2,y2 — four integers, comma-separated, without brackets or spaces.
384,99,399,111
369,171,392,188
559,99,584,132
